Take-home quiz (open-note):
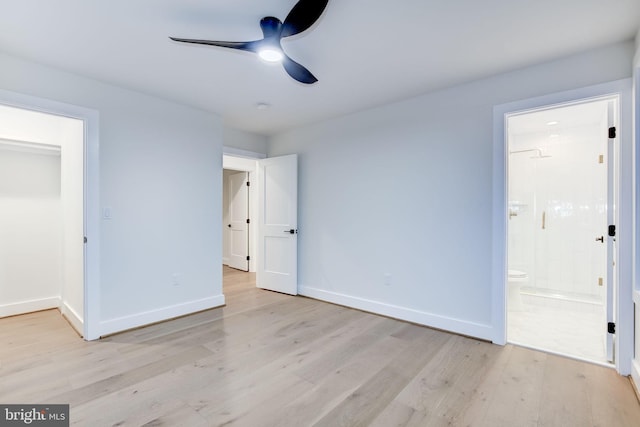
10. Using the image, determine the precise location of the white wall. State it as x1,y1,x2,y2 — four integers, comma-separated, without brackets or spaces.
0,51,224,336
224,127,268,156
268,41,635,341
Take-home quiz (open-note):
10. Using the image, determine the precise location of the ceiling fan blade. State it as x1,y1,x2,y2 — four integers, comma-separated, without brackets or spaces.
169,37,259,53
282,55,318,84
281,0,329,38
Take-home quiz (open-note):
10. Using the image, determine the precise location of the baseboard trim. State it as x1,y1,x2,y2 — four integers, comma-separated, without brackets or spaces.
0,297,60,318
60,302,83,337
632,360,640,403
99,295,226,337
299,286,493,342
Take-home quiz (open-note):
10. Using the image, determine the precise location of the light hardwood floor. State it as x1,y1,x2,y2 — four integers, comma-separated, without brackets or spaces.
1,266,639,426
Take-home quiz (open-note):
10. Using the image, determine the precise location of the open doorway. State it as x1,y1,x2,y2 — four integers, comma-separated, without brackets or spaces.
0,104,85,335
221,152,299,296
0,90,99,340
505,96,618,365
222,153,260,297
222,154,260,272
223,170,250,272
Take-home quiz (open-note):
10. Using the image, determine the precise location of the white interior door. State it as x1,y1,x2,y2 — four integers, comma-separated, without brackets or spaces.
228,172,249,271
257,154,298,295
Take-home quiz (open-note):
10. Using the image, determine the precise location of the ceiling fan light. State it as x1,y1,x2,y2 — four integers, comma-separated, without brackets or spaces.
258,48,284,62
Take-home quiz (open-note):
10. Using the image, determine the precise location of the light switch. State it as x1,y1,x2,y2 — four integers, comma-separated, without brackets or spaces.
103,207,112,220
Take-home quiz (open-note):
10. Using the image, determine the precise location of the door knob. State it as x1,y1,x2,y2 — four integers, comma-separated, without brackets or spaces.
228,224,231,228
284,229,297,234
595,236,604,243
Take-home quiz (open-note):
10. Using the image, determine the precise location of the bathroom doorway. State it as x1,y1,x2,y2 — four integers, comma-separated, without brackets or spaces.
506,96,618,365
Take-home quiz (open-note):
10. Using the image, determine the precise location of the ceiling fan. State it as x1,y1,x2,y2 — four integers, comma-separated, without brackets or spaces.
170,0,329,84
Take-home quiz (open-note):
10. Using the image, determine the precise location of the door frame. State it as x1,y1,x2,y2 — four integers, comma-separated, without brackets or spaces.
492,79,633,375
504,95,617,364
223,148,265,273
0,89,101,340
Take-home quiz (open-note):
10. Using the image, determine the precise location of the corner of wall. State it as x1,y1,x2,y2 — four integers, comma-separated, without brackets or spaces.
60,301,83,336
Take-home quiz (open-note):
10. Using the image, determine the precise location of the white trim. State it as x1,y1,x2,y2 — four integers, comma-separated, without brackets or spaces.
99,295,225,337
223,154,260,170
0,297,60,318
61,301,83,336
300,286,494,341
492,101,508,345
0,138,61,155
632,360,640,397
634,294,640,394
492,79,634,375
0,89,101,340
222,146,266,159
634,59,640,387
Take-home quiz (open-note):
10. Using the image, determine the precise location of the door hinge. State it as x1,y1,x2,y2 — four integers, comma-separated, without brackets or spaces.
607,322,615,334
608,225,616,237
608,127,616,139
246,218,250,224
84,236,87,244
246,256,250,261
246,181,250,187
598,277,603,287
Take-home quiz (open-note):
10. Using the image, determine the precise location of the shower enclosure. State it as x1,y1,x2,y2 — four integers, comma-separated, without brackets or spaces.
506,99,612,364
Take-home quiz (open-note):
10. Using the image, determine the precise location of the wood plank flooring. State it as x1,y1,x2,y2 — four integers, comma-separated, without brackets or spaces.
1,266,639,426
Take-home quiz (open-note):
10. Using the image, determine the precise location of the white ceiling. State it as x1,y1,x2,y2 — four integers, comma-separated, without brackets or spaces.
1,0,639,136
